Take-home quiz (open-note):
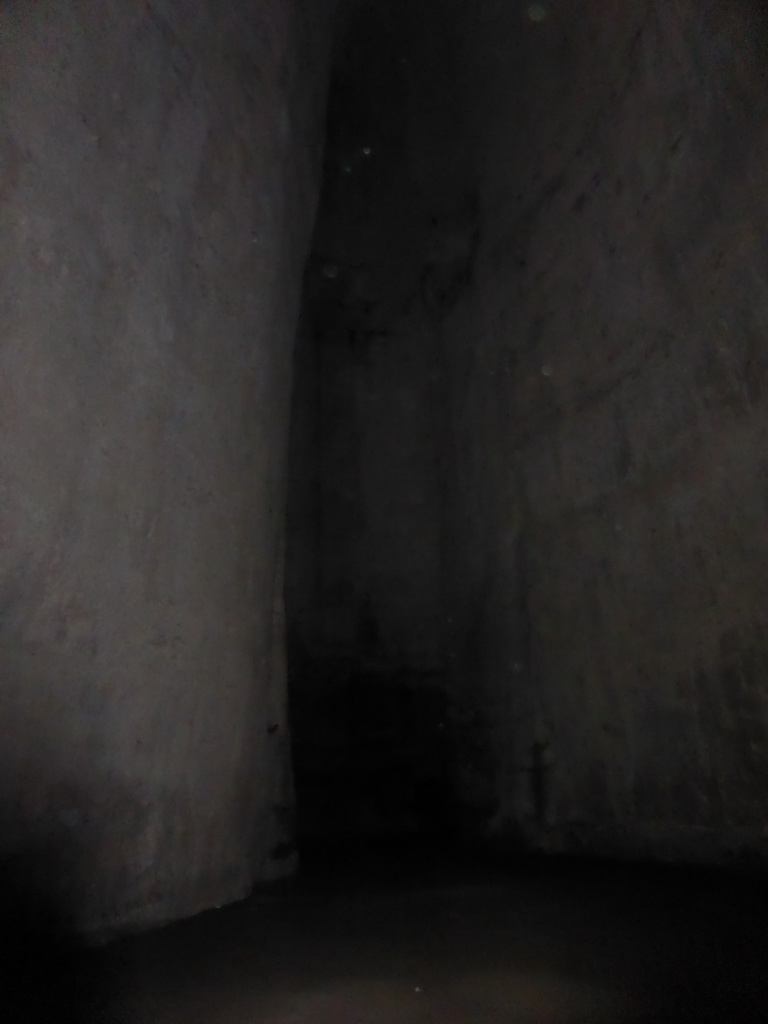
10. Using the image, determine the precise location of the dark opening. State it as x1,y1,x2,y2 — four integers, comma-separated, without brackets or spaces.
285,2,469,859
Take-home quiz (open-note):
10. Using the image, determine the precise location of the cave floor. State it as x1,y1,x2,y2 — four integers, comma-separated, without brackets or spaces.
89,848,768,1023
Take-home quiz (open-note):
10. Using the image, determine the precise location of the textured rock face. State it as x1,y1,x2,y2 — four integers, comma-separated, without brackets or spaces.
2,0,766,938
441,0,768,861
289,0,768,862
0,0,330,932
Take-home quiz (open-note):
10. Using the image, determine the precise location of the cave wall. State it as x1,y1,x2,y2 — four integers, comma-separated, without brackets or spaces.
288,0,768,862
0,0,331,933
442,0,768,861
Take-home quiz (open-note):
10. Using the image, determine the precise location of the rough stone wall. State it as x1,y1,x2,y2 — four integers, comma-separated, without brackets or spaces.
443,0,768,861
0,0,330,933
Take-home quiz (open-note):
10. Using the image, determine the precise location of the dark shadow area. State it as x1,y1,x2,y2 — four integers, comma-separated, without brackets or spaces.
0,846,102,1023
285,0,475,859
289,666,456,847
